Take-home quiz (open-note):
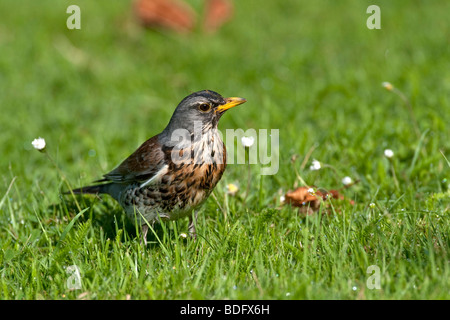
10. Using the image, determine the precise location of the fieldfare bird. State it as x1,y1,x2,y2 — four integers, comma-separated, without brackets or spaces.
69,90,246,243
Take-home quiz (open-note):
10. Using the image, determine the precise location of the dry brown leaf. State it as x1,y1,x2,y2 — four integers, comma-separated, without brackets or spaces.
203,0,234,33
284,186,353,215
134,0,196,33
285,186,321,209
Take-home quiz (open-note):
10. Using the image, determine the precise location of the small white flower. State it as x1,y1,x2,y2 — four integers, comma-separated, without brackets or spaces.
180,233,187,238
384,149,394,158
307,188,315,195
369,203,376,209
31,137,46,151
342,176,352,186
382,82,393,91
280,195,285,204
309,159,321,171
241,136,255,148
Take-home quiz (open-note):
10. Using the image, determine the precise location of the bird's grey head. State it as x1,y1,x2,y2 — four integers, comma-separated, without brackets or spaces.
161,90,246,145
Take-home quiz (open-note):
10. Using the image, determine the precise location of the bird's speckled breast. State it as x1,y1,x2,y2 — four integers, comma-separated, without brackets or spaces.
120,130,227,224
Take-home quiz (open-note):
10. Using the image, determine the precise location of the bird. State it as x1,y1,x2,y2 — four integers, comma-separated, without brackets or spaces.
68,90,246,244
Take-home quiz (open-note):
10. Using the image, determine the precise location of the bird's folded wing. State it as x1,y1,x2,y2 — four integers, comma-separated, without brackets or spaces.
101,136,167,184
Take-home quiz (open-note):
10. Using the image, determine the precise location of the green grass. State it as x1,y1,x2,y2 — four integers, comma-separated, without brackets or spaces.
0,0,449,299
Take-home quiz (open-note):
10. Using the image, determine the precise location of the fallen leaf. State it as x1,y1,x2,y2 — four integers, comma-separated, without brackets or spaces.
77,292,89,300
284,186,352,215
285,186,321,211
203,0,234,33
134,0,196,33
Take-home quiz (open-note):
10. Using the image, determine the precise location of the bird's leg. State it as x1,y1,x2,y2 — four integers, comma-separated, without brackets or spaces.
141,224,149,246
188,210,199,239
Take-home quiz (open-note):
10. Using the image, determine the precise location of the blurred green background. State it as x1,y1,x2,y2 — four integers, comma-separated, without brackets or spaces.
0,0,449,299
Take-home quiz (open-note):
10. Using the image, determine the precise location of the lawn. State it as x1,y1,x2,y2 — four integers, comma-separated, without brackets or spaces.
0,0,449,300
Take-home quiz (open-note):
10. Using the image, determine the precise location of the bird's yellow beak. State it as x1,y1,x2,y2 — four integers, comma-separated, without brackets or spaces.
217,97,247,113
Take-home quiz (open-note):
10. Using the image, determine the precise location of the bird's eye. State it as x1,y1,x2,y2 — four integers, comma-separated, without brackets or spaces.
198,103,211,112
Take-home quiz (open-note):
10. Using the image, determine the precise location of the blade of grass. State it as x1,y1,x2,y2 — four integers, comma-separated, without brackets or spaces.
440,149,450,168
54,207,89,253
0,176,16,211
408,129,429,175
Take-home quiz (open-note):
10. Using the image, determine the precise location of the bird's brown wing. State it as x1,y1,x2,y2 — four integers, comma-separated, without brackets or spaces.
101,136,167,184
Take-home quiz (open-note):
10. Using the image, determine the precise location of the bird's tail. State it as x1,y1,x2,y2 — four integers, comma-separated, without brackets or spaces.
65,183,112,195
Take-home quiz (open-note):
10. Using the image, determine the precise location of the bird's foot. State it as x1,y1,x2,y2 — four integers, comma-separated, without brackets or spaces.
188,211,199,239
141,224,149,246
